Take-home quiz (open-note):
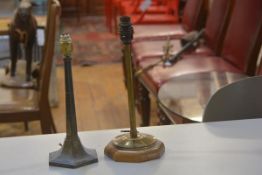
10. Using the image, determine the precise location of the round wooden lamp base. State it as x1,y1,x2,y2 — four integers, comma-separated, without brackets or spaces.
104,138,165,163
1,75,34,89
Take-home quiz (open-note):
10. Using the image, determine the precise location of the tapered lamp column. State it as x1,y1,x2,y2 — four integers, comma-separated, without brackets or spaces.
49,34,98,168
104,16,165,163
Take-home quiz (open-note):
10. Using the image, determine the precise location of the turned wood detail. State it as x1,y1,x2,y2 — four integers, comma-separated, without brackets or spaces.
157,105,172,125
136,81,151,126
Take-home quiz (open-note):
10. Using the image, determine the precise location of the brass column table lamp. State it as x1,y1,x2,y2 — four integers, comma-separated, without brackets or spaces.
104,16,165,162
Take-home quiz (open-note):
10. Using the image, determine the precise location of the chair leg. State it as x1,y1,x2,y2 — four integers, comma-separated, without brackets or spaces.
50,114,57,133
76,0,81,22
105,0,113,32
24,121,29,131
40,119,52,134
137,82,151,126
157,105,172,125
39,107,55,134
108,0,114,33
46,107,57,133
113,6,118,34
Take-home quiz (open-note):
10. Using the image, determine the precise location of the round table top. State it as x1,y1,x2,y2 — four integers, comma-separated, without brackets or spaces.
157,71,248,123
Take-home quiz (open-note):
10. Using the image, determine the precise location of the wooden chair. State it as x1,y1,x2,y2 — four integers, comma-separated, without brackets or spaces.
0,0,61,134
104,0,113,32
107,0,130,32
203,76,262,122
60,0,81,21
135,0,234,125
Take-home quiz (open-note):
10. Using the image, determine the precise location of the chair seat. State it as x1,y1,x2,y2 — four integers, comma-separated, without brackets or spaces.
133,40,215,64
0,87,38,112
138,55,242,94
133,24,186,42
194,45,215,55
131,14,179,24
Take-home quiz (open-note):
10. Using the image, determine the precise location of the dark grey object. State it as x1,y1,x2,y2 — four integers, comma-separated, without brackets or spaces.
49,34,98,168
203,76,262,122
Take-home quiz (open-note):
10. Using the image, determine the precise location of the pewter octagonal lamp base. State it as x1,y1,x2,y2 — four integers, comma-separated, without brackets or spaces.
49,137,98,168
104,133,165,163
49,148,98,168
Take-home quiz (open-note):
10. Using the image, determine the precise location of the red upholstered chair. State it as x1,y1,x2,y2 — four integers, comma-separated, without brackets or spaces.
117,0,175,16
137,0,262,125
121,0,171,15
104,0,130,32
129,0,180,24
105,0,141,32
132,0,233,64
133,0,208,42
113,0,179,32
104,0,113,32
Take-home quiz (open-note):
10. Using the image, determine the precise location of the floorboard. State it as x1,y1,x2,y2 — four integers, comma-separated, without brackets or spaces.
0,63,159,137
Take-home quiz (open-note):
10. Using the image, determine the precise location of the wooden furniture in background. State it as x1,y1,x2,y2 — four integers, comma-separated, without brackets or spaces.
60,0,81,20
108,0,182,33
158,71,247,124
60,0,104,18
87,0,104,15
132,0,232,64
136,0,262,126
132,0,208,42
0,0,60,134
0,63,157,137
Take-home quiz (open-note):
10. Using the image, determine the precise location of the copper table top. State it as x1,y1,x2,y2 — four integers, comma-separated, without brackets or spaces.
158,71,248,123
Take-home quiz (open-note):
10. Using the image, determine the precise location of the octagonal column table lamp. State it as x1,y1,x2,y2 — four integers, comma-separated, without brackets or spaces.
49,34,98,168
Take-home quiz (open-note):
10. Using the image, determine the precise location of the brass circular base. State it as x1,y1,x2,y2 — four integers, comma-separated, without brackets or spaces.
1,75,34,89
112,133,157,149
104,133,165,162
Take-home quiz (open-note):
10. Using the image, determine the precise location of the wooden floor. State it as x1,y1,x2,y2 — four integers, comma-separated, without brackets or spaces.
0,63,158,137
53,63,158,132
54,63,136,132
